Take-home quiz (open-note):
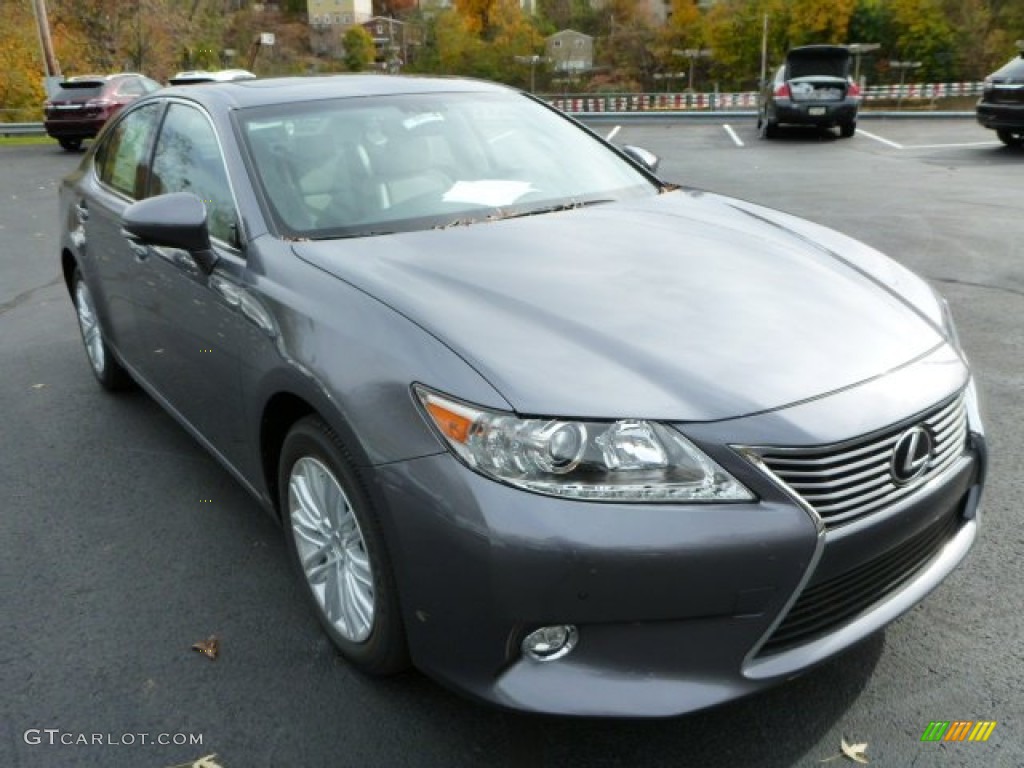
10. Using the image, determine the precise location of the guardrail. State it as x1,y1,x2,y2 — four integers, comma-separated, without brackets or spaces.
546,82,984,114
0,123,47,137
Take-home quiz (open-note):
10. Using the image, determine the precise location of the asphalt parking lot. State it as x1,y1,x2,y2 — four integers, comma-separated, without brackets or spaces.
2,118,1022,768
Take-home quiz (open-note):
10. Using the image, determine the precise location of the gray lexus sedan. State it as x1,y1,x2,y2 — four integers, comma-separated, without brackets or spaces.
59,75,986,717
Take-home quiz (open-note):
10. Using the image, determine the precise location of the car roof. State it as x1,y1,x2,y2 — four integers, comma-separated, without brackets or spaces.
169,69,257,84
66,73,146,83
156,74,513,111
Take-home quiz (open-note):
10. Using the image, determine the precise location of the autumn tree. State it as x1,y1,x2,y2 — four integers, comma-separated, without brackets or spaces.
885,0,958,80
343,26,376,71
455,0,497,36
0,0,47,120
652,0,705,84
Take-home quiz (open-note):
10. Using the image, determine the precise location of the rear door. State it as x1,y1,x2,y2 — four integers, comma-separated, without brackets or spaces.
78,101,165,364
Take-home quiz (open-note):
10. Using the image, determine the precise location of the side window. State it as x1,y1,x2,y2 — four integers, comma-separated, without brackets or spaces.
150,103,237,245
118,79,145,97
95,102,162,198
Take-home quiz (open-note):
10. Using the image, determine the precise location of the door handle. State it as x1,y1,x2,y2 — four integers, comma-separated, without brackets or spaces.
75,201,89,223
119,227,149,260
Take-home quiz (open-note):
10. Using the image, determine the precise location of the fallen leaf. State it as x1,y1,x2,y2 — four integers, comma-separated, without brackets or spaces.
820,737,870,764
191,635,219,660
840,737,870,764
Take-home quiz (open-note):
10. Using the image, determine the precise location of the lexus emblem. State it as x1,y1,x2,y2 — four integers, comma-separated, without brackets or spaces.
890,426,933,485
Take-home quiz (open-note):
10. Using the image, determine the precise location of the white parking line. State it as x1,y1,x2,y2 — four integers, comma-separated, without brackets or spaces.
606,125,621,141
856,129,904,149
723,124,745,147
903,140,1002,149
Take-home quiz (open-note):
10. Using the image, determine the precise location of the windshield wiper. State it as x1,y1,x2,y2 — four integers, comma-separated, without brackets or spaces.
496,198,614,221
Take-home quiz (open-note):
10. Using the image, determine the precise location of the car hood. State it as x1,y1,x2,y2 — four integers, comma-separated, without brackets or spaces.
293,190,946,421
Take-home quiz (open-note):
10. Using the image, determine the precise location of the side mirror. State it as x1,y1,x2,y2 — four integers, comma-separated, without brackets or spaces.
620,144,660,174
122,192,218,274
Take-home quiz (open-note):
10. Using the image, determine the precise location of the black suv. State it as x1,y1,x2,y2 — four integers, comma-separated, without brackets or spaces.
759,45,861,139
977,48,1024,147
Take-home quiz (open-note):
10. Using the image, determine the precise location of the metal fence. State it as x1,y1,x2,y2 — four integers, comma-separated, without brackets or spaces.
546,82,984,114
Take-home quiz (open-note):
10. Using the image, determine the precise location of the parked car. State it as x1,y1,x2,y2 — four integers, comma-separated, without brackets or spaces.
976,46,1024,147
759,45,861,139
43,73,162,151
168,69,257,86
59,75,985,717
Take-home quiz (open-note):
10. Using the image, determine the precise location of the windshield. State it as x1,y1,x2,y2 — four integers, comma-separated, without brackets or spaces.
238,91,658,238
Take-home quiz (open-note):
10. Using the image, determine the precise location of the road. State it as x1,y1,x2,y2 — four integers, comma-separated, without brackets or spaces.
2,120,1022,767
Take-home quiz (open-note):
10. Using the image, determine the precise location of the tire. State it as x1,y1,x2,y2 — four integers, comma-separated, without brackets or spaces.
71,269,133,391
840,121,856,138
763,120,779,139
996,129,1023,147
59,138,82,152
279,416,409,676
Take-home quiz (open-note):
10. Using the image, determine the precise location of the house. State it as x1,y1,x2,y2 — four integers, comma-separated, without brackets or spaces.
546,29,593,74
359,16,422,71
306,0,372,28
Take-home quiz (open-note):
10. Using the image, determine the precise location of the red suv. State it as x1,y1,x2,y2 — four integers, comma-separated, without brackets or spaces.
44,74,161,151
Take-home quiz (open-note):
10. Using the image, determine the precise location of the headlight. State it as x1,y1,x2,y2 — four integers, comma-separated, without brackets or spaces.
415,386,754,503
932,287,962,351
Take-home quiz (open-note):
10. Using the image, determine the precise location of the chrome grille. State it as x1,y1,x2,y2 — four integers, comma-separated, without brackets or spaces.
754,392,967,527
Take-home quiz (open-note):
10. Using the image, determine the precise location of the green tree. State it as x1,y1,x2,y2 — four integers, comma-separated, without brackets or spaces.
343,25,376,72
887,0,958,80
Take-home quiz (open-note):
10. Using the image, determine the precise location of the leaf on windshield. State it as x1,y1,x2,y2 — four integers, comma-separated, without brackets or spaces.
191,635,219,660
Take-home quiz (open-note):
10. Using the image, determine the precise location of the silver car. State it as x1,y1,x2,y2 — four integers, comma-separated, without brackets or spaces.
59,75,986,717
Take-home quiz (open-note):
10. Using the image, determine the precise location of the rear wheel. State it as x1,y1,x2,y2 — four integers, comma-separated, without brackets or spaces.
59,138,82,152
71,269,133,391
279,416,409,675
839,121,856,138
996,129,1023,147
759,112,779,139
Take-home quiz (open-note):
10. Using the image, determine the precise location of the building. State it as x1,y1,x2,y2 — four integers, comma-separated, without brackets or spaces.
590,0,670,23
546,29,593,74
359,16,422,71
307,0,372,28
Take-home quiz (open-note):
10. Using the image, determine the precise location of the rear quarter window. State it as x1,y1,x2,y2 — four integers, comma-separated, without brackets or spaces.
994,56,1024,79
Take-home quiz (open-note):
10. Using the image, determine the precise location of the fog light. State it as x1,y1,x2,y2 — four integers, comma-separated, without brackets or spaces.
522,625,578,662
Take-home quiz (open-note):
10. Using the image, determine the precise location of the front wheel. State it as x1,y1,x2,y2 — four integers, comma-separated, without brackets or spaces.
996,129,1023,147
279,416,409,675
72,269,132,391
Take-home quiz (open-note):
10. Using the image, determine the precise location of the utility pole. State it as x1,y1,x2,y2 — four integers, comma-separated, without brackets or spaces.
759,13,768,88
30,0,61,78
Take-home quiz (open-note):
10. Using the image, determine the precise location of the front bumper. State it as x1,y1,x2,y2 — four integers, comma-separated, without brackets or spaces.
375,366,985,716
